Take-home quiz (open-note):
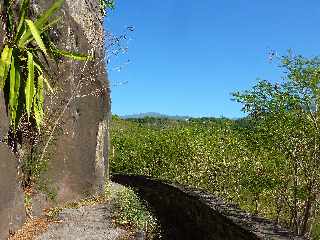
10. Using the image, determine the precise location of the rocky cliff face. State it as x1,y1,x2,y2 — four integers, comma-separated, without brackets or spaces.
0,2,25,237
33,0,110,203
0,0,110,238
0,94,26,240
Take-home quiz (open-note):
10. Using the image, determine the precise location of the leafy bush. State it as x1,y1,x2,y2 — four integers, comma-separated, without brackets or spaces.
111,117,313,234
113,186,159,239
99,0,115,15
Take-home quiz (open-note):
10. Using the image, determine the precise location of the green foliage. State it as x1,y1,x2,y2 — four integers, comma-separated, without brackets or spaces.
111,54,320,237
99,0,115,15
113,186,159,238
22,153,48,185
0,0,92,132
0,0,95,200
111,117,251,201
232,54,320,236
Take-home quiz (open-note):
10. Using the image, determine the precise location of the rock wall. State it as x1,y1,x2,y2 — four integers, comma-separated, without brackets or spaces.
0,4,26,237
31,0,110,203
0,93,25,239
112,174,305,240
0,0,110,237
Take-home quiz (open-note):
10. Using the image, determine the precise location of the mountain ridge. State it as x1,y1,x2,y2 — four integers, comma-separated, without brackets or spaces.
121,112,190,120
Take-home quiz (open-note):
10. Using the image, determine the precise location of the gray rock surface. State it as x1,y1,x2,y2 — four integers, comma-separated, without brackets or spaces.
29,0,111,207
36,204,127,240
0,93,25,239
36,183,133,240
0,143,26,239
46,0,109,200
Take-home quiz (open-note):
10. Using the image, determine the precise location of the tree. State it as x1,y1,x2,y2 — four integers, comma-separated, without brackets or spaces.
233,54,320,236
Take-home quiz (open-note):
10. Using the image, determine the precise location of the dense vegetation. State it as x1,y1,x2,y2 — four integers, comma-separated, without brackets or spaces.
113,186,160,238
111,54,320,238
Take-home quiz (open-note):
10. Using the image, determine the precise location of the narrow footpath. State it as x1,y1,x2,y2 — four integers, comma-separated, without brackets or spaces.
10,183,142,240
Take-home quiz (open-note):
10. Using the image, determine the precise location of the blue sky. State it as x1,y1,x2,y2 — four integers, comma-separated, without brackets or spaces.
105,0,320,118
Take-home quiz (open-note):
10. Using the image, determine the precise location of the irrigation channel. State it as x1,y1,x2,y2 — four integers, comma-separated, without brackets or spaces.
111,174,305,240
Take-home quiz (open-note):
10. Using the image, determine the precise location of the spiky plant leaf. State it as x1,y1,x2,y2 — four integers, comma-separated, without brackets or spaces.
18,0,65,47
9,56,21,128
25,51,35,120
15,0,30,41
35,0,64,28
23,17,62,48
5,1,15,34
1,0,87,132
34,74,44,130
33,60,43,74
33,54,54,93
41,16,62,33
52,47,93,61
43,75,54,93
9,56,16,123
25,19,48,56
0,46,13,89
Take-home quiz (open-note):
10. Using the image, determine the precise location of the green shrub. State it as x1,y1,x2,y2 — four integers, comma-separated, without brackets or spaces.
99,0,115,15
110,117,314,235
113,187,159,239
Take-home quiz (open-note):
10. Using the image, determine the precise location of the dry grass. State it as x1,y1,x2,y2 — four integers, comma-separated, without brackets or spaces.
8,217,56,240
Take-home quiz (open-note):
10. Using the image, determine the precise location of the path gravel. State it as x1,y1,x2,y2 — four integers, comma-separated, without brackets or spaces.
36,204,128,240
35,183,135,240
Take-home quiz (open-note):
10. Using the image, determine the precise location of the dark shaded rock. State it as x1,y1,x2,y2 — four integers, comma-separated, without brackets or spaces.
31,192,52,217
112,174,305,240
0,92,8,141
0,94,25,239
0,4,25,239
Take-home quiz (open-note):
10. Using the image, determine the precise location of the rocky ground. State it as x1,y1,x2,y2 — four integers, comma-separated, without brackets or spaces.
35,204,132,240
9,183,143,240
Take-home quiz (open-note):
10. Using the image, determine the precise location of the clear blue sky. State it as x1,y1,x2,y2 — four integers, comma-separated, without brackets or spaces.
104,0,320,118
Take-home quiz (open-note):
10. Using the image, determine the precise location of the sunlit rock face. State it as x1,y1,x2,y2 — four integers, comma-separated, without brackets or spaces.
0,0,110,237
31,0,110,203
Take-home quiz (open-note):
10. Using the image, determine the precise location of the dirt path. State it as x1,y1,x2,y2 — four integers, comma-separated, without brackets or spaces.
10,183,140,240
35,203,129,240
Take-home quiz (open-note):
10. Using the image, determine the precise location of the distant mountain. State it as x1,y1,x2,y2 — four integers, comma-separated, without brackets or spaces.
121,112,190,120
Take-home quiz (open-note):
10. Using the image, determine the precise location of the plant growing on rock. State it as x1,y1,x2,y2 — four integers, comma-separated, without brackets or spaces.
0,0,91,135
0,0,95,197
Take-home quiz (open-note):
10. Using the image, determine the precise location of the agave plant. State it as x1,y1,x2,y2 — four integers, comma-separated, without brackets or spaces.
0,0,92,132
